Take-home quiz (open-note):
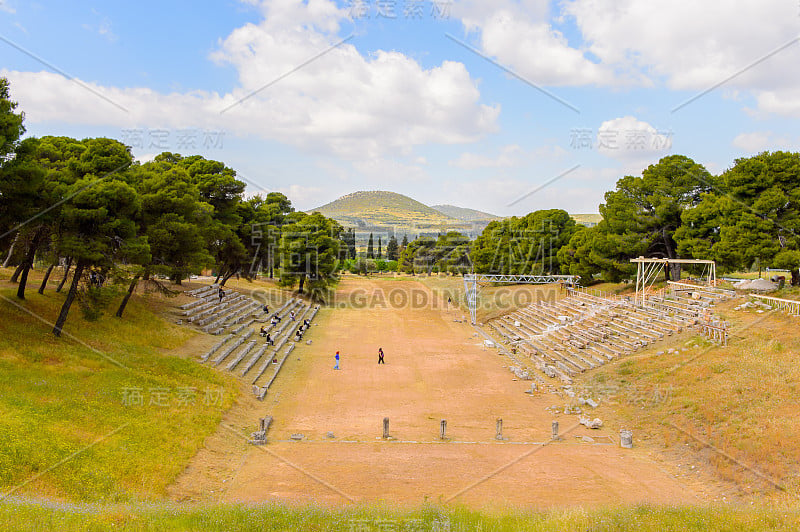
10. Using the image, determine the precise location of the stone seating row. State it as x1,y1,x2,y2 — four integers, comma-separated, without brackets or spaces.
489,292,688,382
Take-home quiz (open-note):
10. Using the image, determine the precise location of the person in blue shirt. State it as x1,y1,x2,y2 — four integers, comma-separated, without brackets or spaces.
334,351,340,370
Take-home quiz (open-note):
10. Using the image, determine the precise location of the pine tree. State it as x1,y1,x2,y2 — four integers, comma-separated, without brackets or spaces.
386,235,399,261
377,236,382,259
367,233,374,259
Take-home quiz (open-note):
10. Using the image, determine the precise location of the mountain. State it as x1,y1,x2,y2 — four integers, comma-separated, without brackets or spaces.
430,204,501,222
309,191,488,240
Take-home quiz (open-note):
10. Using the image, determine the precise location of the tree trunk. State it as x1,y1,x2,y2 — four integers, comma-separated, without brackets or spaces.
2,232,18,268
792,269,799,287
53,260,85,337
38,263,56,294
268,250,274,279
116,273,141,318
298,273,305,294
57,257,73,292
9,262,24,283
16,228,44,299
221,267,237,286
214,269,223,284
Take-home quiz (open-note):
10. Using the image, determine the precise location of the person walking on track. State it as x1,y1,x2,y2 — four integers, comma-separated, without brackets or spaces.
334,351,340,370
378,347,385,364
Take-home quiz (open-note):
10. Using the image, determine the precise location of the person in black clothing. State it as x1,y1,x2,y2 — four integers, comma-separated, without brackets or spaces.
378,347,385,364
218,288,225,303
265,333,273,346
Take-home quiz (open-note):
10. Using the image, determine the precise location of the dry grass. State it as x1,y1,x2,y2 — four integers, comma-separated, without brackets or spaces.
577,296,800,499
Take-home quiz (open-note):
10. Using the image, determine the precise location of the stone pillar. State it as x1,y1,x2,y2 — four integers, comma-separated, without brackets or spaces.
620,429,633,449
495,418,503,440
551,420,559,440
440,419,447,440
383,417,390,439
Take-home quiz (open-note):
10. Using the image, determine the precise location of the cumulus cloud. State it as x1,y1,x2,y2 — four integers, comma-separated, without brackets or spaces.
595,116,672,162
732,131,796,153
454,0,616,88
2,0,498,161
454,0,800,115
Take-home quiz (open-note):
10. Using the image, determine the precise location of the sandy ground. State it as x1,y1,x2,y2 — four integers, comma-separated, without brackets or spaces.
169,278,713,508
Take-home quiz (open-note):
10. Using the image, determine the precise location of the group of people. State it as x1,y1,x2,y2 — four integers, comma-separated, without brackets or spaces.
294,318,311,341
334,347,385,370
258,326,274,345
261,313,312,344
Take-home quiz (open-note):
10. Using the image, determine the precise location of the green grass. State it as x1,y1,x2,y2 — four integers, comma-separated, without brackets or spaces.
2,501,799,531
0,275,239,502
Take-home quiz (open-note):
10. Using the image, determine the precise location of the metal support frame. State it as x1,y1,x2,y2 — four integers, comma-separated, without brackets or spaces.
630,257,716,308
463,273,578,325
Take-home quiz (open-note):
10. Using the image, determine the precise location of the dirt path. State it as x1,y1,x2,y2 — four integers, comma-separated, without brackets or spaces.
169,277,709,508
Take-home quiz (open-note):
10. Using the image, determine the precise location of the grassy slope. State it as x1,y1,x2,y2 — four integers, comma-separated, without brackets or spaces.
310,191,460,231
429,204,501,221
1,501,799,531
0,269,238,502
577,297,800,498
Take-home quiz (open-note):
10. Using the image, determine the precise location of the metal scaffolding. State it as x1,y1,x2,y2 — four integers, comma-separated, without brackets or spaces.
630,257,716,307
463,273,579,325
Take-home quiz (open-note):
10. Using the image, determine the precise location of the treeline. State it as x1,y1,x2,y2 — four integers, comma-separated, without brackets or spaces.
0,79,343,336
558,153,800,285
374,153,800,286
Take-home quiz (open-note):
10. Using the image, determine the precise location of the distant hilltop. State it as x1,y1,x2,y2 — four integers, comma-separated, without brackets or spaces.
309,191,496,239
429,204,502,222
309,190,599,239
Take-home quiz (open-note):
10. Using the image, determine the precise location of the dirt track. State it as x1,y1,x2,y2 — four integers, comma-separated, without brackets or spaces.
169,277,710,508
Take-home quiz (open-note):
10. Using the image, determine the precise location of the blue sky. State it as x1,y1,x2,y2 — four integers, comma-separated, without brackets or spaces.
1,0,799,215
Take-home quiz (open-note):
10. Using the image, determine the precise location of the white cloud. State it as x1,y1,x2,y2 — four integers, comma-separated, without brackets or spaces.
595,116,672,163
753,89,800,118
454,0,616,88
450,144,521,169
3,0,498,161
0,1,15,14
564,0,800,92
455,1,800,116
732,131,796,153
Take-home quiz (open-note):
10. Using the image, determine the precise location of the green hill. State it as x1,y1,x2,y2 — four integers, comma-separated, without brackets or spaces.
310,191,469,237
430,204,501,222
